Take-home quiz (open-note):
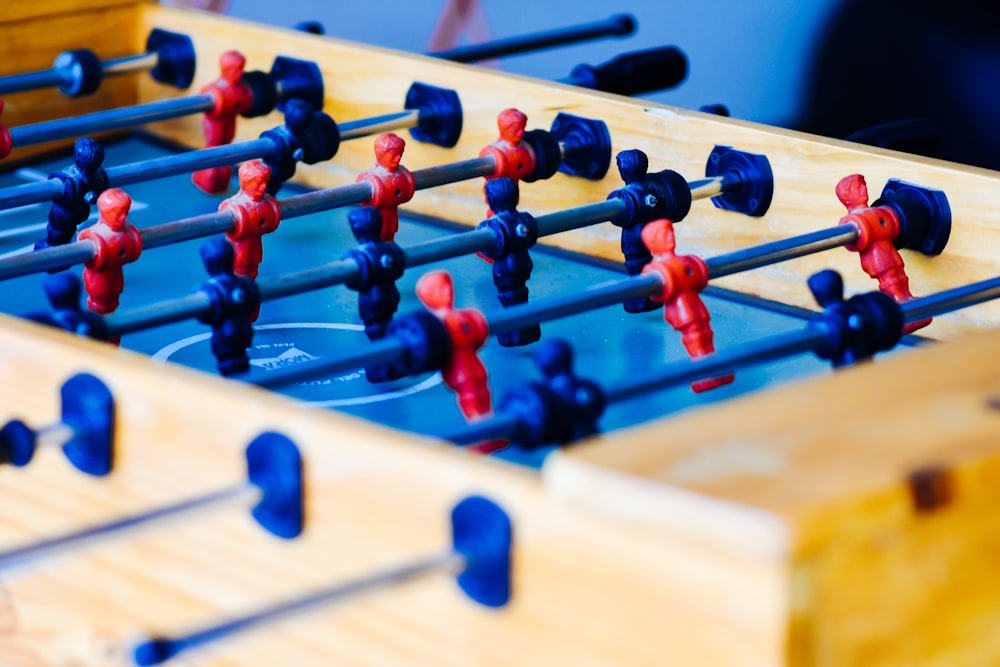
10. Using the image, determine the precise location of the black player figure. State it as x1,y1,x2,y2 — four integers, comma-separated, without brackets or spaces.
342,207,406,383
534,339,605,442
807,269,904,368
477,177,540,347
343,207,405,340
260,98,312,195
26,273,108,340
35,137,109,252
196,237,261,376
611,149,659,313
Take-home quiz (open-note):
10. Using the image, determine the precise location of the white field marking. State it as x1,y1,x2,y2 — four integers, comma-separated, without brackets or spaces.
151,322,443,407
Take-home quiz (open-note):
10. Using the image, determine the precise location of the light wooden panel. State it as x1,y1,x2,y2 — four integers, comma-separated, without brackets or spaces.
134,5,1000,339
0,314,788,666
548,327,1000,664
2,0,142,24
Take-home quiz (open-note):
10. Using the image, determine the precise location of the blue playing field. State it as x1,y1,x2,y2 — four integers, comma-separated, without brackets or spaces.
0,137,906,467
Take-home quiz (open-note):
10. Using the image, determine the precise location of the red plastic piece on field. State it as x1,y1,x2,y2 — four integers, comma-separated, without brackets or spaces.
836,174,931,332
356,133,415,242
479,108,536,213
416,270,493,420
192,51,255,194
220,160,281,280
78,189,143,344
640,218,734,393
0,100,10,159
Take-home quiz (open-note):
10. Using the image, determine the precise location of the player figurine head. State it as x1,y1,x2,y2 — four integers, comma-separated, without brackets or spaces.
836,174,870,211
640,218,677,256
616,149,649,184
73,137,105,173
219,50,246,84
416,270,455,311
485,177,518,215
535,338,574,380
43,272,83,311
96,189,131,231
282,98,312,135
201,236,236,278
374,133,405,170
238,160,271,200
497,108,527,144
347,207,383,244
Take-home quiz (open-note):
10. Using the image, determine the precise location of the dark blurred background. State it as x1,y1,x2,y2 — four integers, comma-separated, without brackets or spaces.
176,0,1000,171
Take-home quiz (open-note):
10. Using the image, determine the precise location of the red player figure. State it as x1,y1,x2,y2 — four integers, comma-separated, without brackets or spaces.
836,174,931,332
415,270,493,420
356,133,415,241
219,160,281,281
479,108,536,215
78,188,143,343
0,100,11,159
640,218,734,393
192,51,254,194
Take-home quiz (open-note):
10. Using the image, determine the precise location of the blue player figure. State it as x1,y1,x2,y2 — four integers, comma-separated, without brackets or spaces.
26,273,108,340
196,237,261,376
260,98,311,195
807,269,904,368
343,207,406,341
477,177,540,346
534,339,605,442
610,149,658,313
342,207,406,383
35,137,109,251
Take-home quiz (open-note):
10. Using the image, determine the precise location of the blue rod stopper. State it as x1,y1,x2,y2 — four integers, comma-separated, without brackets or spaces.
452,495,512,607
247,432,305,539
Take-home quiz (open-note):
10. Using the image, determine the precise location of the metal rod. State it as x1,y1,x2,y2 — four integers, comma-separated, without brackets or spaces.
34,422,76,450
411,157,497,190
8,94,215,148
275,182,374,219
338,110,419,140
404,229,497,267
900,275,1000,323
0,69,66,96
256,260,359,301
0,483,258,574
688,175,729,200
390,200,623,280
705,224,860,279
604,328,829,403
101,52,160,77
132,550,464,666
444,413,525,446
429,14,634,63
107,140,273,189
0,52,160,96
109,292,214,335
0,242,96,280
490,274,662,335
140,211,235,250
0,179,67,211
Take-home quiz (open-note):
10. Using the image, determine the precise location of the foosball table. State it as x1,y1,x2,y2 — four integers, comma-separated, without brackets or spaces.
3,2,1000,665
